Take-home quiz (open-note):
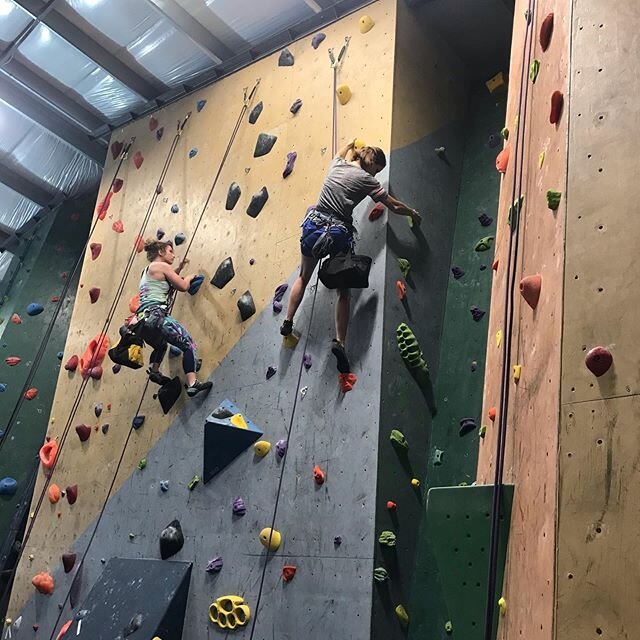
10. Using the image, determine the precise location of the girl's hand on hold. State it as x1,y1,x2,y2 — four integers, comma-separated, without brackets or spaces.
411,210,422,226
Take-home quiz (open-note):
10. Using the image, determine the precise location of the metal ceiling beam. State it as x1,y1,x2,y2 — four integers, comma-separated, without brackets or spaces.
0,163,53,208
0,71,106,164
12,0,164,100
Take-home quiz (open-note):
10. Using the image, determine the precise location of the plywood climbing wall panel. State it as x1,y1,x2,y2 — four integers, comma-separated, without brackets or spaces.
557,1,640,638
9,0,397,616
476,1,568,639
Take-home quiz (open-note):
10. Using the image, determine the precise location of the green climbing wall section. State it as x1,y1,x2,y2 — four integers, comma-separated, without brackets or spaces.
407,87,505,638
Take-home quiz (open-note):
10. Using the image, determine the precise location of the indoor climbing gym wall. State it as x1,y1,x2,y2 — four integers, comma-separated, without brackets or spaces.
7,2,401,638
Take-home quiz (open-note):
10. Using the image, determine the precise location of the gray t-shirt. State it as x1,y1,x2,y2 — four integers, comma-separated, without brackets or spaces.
315,157,387,224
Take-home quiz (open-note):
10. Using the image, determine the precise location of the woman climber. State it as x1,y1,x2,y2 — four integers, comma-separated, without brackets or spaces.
136,239,211,397
280,140,421,373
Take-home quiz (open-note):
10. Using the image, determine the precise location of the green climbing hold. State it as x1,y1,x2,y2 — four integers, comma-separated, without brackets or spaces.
188,474,200,490
373,567,389,582
389,429,409,451
547,189,562,210
501,127,509,140
530,59,540,83
378,530,397,547
445,621,453,634
137,458,147,470
396,323,429,374
475,236,494,252
479,425,487,438
395,604,409,627
433,448,444,466
508,195,525,226
397,258,411,278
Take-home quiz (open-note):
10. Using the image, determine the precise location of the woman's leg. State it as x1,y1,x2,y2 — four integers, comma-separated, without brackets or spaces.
141,325,169,381
157,315,203,390
281,253,319,333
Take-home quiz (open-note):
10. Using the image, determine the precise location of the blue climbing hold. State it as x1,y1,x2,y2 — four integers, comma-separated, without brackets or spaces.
26,303,44,316
171,204,179,214
188,275,205,296
174,233,186,246
0,384,6,392
132,415,145,430
0,477,17,496
56,351,64,360
196,99,207,112
189,148,198,159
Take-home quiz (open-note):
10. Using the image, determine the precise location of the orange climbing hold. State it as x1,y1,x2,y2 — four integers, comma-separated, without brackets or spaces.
496,146,510,173
10,313,21,324
338,372,357,393
313,464,326,485
540,13,554,52
549,91,564,125
134,235,145,253
48,483,61,503
96,191,113,220
520,274,542,309
488,407,497,422
368,203,385,221
129,293,140,314
492,258,499,271
5,356,21,366
396,280,407,300
55,620,72,640
79,333,109,377
24,388,38,400
32,572,54,595
40,440,58,470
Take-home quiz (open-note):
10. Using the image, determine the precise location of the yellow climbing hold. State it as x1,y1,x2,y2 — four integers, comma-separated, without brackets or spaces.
359,15,375,33
230,413,248,429
513,364,522,382
283,333,300,349
353,138,366,150
539,151,545,168
209,595,251,630
395,604,409,626
485,72,507,94
336,84,352,105
496,330,502,348
254,440,271,457
498,596,507,616
411,478,420,487
259,527,282,551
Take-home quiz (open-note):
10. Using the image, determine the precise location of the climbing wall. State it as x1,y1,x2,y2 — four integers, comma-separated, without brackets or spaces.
8,2,400,637
476,1,568,639
556,1,640,638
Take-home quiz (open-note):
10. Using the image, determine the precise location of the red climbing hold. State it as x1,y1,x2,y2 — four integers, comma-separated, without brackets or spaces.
386,500,397,510
24,388,38,400
10,313,21,324
313,464,326,485
90,243,102,260
540,13,554,52
112,178,124,193
488,407,497,422
62,553,76,573
55,620,72,640
66,484,78,505
134,235,145,253
88,365,103,380
51,296,60,303
5,356,21,366
80,333,109,377
96,191,113,221
496,146,510,173
40,440,58,469
33,624,39,631
110,141,123,160
133,151,144,169
112,220,124,233
585,346,613,377
129,293,140,314
75,424,91,442
492,258,499,271
519,274,542,309
396,280,407,301
550,91,564,125
89,287,100,304
149,116,158,131
368,203,385,221
338,372,358,393
64,355,78,371
282,565,297,582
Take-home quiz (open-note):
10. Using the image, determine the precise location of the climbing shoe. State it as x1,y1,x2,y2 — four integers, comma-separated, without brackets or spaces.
280,319,293,336
148,370,171,386
331,340,351,374
186,380,212,398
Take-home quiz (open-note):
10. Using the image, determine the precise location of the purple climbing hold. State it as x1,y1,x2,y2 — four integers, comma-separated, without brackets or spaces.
487,133,501,148
156,228,165,240
283,151,297,179
132,415,145,430
470,306,486,322
272,283,288,313
311,32,326,49
303,354,312,370
451,266,465,280
478,213,494,227
278,48,294,67
206,556,223,573
266,366,277,380
232,497,246,516
290,98,303,114
112,364,121,374
275,439,287,458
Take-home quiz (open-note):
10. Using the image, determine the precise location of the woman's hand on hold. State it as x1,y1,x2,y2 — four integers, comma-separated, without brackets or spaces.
410,209,422,226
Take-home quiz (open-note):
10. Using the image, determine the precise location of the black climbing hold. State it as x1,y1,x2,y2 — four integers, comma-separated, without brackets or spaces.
156,127,164,141
480,265,487,271
470,306,485,322
196,99,207,112
123,613,144,637
283,151,297,178
278,48,294,66
212,405,233,419
225,182,241,210
101,423,109,434
478,213,494,227
451,266,465,280
237,291,256,321
174,233,186,246
248,101,263,125
254,133,277,158
459,418,477,437
160,519,184,560
247,187,269,218
470,361,478,372
211,257,235,289
290,98,302,114
171,204,179,214
158,377,182,414
266,366,277,380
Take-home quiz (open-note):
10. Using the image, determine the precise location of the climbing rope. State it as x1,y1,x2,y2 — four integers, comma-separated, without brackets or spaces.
248,39,349,639
482,1,536,638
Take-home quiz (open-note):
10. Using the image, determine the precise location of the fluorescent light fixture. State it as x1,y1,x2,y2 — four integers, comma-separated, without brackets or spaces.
0,0,15,17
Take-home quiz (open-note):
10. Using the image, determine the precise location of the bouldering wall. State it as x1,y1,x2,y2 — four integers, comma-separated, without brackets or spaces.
8,2,399,638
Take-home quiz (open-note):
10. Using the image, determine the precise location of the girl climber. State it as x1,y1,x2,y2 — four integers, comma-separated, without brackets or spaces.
137,239,211,397
280,140,421,373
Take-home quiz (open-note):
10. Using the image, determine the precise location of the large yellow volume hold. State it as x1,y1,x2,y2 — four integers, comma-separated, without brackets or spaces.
209,595,251,630
359,15,375,33
259,527,282,551
336,84,352,105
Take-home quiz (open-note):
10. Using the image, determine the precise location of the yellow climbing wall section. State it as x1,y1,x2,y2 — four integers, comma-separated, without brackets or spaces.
476,1,568,639
9,0,397,613
556,1,640,638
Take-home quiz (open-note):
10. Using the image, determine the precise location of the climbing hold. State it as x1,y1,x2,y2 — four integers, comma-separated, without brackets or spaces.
137,458,147,471
209,595,251,630
237,291,256,321
492,258,499,271
397,258,411,278
290,98,303,114
475,236,494,252
478,212,493,227
160,519,184,560
89,243,102,261
282,565,296,582
170,204,179,214
156,228,165,240
451,266,465,280
487,133,501,148
519,274,542,309
48,484,61,503
313,464,326,485
189,148,198,159
249,258,255,265
156,127,164,141
232,497,247,516
174,233,186,246
513,364,522,382
188,474,200,490
112,364,121,374
374,567,389,582
390,429,409,451
197,99,207,112
188,275,205,295
254,440,271,457
411,478,421,487
266,366,277,380
396,280,407,300
540,13,554,51
10,313,21,324
248,101,263,125
159,480,169,492
132,415,145,430
5,356,20,366
75,424,91,442
530,59,540,83
230,413,247,428
259,527,281,551
550,91,564,125
94,403,103,418
274,439,287,459
378,531,396,547
445,621,453,634
149,116,158,131
397,323,429,374
110,140,123,160
134,235,145,253
547,189,562,210
206,556,223,573
55,620,72,640
459,418,477,437
539,151,546,168
338,372,357,393
254,133,277,158
303,353,312,370
479,425,487,438
272,283,288,313
488,407,497,422
386,501,397,510
32,572,54,595
359,15,375,33
133,151,144,169
247,186,269,218
283,151,297,178
0,384,6,391
433,449,444,466
0,477,17,496
470,305,486,322
27,302,44,316
498,596,507,615
112,220,124,233
501,127,509,140
89,287,100,304
334,536,342,546
211,257,235,289
225,182,241,211
278,48,294,66
61,553,76,574
311,32,326,49
66,484,78,505
395,605,409,627
336,84,352,105
434,146,446,159
585,346,613,377
496,146,510,173
24,388,38,400
369,203,385,221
